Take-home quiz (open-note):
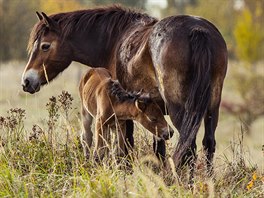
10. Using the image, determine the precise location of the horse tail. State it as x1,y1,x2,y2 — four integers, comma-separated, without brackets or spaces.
174,27,212,166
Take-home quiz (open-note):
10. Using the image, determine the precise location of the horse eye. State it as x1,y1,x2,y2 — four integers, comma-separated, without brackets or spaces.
41,43,51,51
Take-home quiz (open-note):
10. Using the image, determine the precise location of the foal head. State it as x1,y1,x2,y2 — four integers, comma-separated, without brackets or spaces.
21,12,72,93
133,93,174,140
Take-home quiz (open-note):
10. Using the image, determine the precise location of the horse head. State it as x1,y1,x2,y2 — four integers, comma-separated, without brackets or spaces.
21,12,72,93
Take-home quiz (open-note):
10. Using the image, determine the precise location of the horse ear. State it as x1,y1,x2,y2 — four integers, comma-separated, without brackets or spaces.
41,12,59,32
36,11,43,21
135,99,146,112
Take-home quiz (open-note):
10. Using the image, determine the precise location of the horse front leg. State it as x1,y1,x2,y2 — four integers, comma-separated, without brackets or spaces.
153,102,168,163
125,120,134,154
81,108,93,159
203,107,219,176
153,138,166,163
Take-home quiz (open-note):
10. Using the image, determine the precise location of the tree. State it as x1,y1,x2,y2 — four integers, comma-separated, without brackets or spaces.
89,0,147,9
161,0,197,17
229,0,264,134
39,0,82,14
0,0,39,61
233,1,264,64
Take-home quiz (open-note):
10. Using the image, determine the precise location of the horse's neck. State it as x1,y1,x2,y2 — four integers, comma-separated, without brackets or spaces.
69,22,136,68
70,35,114,67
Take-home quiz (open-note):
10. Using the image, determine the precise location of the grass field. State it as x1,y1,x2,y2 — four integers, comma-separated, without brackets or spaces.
0,61,263,197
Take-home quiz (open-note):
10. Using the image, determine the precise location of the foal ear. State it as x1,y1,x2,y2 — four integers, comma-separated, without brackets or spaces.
41,12,59,32
36,11,43,21
135,99,147,112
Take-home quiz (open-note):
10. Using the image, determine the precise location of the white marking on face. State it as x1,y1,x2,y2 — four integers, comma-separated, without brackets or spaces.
22,40,39,82
22,69,40,84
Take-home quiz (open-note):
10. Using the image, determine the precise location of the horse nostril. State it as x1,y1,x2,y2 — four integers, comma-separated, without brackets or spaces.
23,79,30,88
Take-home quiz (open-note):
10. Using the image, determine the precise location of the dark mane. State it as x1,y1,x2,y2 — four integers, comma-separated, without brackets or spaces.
109,80,140,102
27,5,157,53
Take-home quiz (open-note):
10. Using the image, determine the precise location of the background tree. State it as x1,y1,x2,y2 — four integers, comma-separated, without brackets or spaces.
39,0,82,14
0,0,38,61
233,0,264,65
228,0,264,134
161,0,197,16
88,0,146,9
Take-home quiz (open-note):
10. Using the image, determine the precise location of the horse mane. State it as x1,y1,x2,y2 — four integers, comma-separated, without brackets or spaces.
27,5,157,53
109,80,141,102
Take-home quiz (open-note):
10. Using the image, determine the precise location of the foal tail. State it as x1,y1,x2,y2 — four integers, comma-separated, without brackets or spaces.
173,27,212,167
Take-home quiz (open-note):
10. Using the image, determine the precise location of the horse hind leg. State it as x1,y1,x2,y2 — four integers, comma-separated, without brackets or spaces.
203,106,219,176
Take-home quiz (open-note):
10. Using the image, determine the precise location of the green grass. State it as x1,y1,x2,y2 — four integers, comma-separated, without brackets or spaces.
0,61,263,197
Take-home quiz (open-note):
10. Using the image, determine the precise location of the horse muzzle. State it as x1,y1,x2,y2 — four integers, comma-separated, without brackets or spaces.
21,69,41,94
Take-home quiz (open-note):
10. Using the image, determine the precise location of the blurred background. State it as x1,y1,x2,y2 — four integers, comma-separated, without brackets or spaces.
0,0,263,168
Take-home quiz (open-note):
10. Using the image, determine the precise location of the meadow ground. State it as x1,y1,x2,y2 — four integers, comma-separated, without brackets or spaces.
0,61,263,197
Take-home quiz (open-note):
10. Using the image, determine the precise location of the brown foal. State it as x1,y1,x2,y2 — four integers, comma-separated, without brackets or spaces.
79,68,173,160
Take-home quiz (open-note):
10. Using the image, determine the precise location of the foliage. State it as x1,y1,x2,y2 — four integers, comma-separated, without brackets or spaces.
89,0,146,9
39,0,82,14
161,0,197,16
233,5,264,64
221,62,264,134
0,91,263,197
0,0,38,61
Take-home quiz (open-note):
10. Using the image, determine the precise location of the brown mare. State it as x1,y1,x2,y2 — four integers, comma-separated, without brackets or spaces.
21,6,227,176
79,67,173,160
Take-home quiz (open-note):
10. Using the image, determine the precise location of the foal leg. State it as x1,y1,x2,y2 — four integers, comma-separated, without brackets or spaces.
117,121,126,158
81,108,93,159
93,118,107,162
202,107,219,176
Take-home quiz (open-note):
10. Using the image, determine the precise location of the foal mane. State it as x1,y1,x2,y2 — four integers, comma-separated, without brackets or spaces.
27,5,157,53
109,80,141,102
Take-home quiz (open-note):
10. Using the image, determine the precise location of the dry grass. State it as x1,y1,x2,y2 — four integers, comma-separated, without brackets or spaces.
0,61,263,197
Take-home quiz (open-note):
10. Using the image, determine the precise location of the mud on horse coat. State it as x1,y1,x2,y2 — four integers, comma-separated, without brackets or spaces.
79,67,173,160
21,6,228,175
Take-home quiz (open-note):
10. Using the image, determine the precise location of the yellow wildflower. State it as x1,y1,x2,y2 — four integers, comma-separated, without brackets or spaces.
246,180,254,191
